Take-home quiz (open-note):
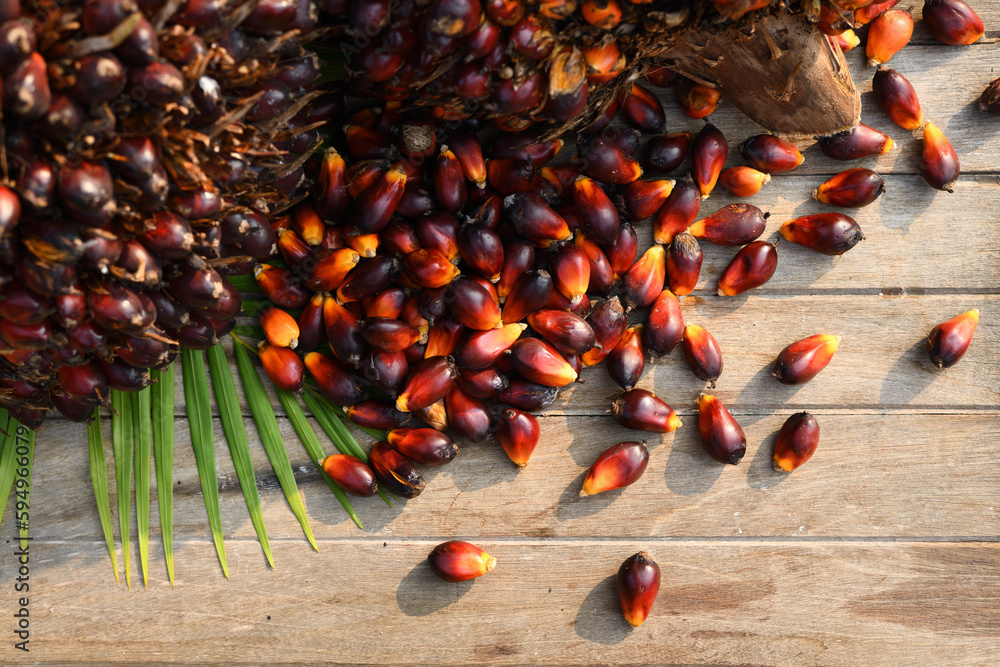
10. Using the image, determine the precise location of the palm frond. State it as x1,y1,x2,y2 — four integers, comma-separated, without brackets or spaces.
150,366,175,585
87,410,120,586
111,390,134,590
207,344,274,568
0,409,15,531
131,389,152,588
181,348,229,579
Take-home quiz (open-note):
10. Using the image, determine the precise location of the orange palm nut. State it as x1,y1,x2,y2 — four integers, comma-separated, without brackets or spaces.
304,248,360,292
692,122,728,198
617,551,660,627
495,408,540,468
688,203,768,246
292,204,324,246
697,394,746,465
644,289,684,357
717,241,777,296
814,168,886,208
425,317,465,359
260,306,300,348
580,441,649,496
829,29,860,51
872,67,922,130
622,179,674,220
855,0,900,24
509,337,578,386
927,309,978,368
581,296,627,367
396,356,458,412
321,454,378,496
623,245,666,310
772,334,841,385
366,287,408,320
677,78,720,119
387,427,458,465
683,325,723,386
370,441,425,499
402,248,461,289
258,341,304,393
718,167,770,198
581,41,625,83
254,263,310,309
653,177,701,245
581,0,622,28
866,9,913,66
920,122,960,193
415,399,448,431
448,277,502,330
738,135,804,174
455,323,526,369
923,0,984,46
549,242,591,308
428,541,496,582
612,388,681,433
779,213,865,255
772,412,820,472
344,230,379,258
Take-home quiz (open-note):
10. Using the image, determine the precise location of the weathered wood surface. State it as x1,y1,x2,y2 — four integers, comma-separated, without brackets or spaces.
3,17,999,667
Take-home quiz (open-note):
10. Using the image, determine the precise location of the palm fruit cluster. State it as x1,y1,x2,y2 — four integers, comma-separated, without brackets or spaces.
0,0,340,426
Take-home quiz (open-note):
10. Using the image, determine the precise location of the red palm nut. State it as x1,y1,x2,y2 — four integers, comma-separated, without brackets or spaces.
665,232,703,296
927,309,978,368
359,347,408,397
717,241,778,296
866,9,913,66
548,242,591,308
497,240,535,300
573,176,621,245
323,295,365,367
434,146,467,214
692,122,728,198
581,296,626,367
772,412,821,472
604,221,638,281
818,123,894,161
260,306,300,348
779,213,865,255
387,427,458,465
527,309,596,356
653,176,700,245
611,388,681,433
621,179,674,221
297,293,326,353
254,264,310,309
872,67,922,130
856,0,900,24
448,278,502,330
574,232,614,296
495,409,540,468
683,324,723,386
315,150,348,218
580,441,649,496
738,135,804,174
425,317,465,359
345,400,411,430
617,551,660,627
447,130,487,188
458,222,504,283
416,211,461,263
504,193,572,247
921,122,960,192
923,0,983,45
509,338,578,386
697,394,746,464
689,204,768,246
676,78,720,119
458,367,508,398
622,83,665,132
402,249,461,289
772,334,841,385
276,228,313,268
396,356,458,412
719,167,770,197
644,289,684,357
498,378,558,412
576,136,642,185
444,386,492,442
140,211,194,258
370,441,425,499
361,317,421,352
321,454,378,496
351,164,406,234
644,132,690,174
428,541,495,582
607,325,645,391
455,323,525,369
623,245,665,310
57,361,109,404
814,168,886,208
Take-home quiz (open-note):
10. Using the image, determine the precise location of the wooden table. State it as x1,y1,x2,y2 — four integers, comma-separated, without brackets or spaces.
6,17,1000,666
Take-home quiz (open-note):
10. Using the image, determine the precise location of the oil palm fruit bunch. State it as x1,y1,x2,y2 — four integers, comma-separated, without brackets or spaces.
326,0,865,136
0,0,339,427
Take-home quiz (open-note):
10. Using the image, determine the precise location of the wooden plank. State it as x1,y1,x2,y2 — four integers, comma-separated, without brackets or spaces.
9,539,999,665
20,413,1000,543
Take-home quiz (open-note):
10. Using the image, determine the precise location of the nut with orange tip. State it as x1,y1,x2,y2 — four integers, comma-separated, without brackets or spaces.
644,289,684,357
612,389,681,433
829,29,860,51
607,324,645,391
604,221,639,281
447,129,487,188
425,317,465,359
677,78,721,119
433,145,467,214
360,317,421,352
387,427,458,465
448,278,502,330
495,409,540,468
927,309,978,369
401,295,431,341
718,241,778,296
292,204,324,246
653,177,700,246
689,203,768,247
254,264,310,309
582,41,625,83
316,147,350,220
366,287,409,321
488,158,535,195
323,295,365,367
296,293,326,353
345,400,412,431
921,122,960,193
574,231,615,297
320,454,378,497
504,193,573,247
575,136,642,185
617,551,660,628
370,441,425,499
582,297,627,367
396,356,458,412
509,337,578,387
621,179,674,220
445,386,493,442
416,211,461,262
259,306,300,350
458,222,504,283
528,308,597,356
872,67,922,130
415,399,449,431
814,169,886,208
458,367,509,399
573,176,621,245
866,9,913,66
719,167,770,198
258,341,304,393
665,232,703,297
275,228,313,269
772,412,820,472
581,0,622,28
351,163,406,234
923,0,984,45
337,255,402,304
455,323,526,369
818,123,895,161
855,0,900,24
345,160,388,199
402,248,462,289
621,83,665,133
772,334,841,385
498,240,535,300
623,245,666,311
779,213,865,255
692,122,728,198
305,351,367,407
683,325,723,386
549,242,591,308
580,441,649,496
304,248,360,292
428,540,496,582
738,135,803,174
344,230,380,258
697,394,746,465
502,270,555,324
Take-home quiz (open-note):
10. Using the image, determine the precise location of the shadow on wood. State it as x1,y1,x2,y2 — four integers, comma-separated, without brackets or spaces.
573,574,633,646
396,560,475,617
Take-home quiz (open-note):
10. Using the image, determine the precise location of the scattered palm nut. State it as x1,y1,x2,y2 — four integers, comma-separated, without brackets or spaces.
772,334,841,385
779,213,865,255
813,168,886,208
920,122,960,193
612,388,681,433
927,309,978,368
495,408,540,468
580,440,649,496
428,541,496,582
717,241,778,296
683,324,723,386
697,394,746,465
772,412,820,472
617,551,661,627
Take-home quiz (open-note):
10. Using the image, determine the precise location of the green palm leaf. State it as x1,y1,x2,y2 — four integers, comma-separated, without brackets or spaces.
207,344,274,568
233,341,318,551
131,390,152,587
181,348,229,579
111,390,134,590
275,388,362,529
0,409,15,530
87,410,120,586
150,367,175,585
